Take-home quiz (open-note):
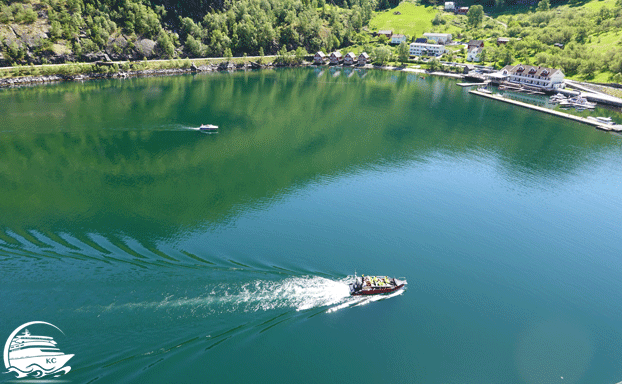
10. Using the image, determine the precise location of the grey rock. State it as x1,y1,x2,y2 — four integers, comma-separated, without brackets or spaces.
83,52,110,62
135,39,156,58
218,61,235,70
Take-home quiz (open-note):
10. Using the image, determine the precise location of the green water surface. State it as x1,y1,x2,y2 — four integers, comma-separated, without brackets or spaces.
1,68,621,384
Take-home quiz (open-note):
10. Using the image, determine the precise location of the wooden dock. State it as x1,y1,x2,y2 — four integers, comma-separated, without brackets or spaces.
469,89,622,132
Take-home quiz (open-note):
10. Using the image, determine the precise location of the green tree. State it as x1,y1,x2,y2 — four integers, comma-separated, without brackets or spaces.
536,0,550,12
432,13,444,26
397,41,409,64
373,45,391,65
429,58,442,71
295,46,308,63
467,5,484,28
157,31,175,58
185,35,205,57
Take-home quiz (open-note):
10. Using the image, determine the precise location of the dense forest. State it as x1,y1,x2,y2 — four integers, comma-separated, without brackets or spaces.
1,0,622,82
0,0,389,64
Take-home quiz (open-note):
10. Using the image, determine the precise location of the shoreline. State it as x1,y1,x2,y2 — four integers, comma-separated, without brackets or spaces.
0,60,466,89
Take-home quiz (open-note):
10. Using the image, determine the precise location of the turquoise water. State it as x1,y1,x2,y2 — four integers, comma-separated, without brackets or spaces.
0,68,621,383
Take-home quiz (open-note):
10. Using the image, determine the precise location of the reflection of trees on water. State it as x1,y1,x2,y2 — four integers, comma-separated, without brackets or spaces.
0,68,615,242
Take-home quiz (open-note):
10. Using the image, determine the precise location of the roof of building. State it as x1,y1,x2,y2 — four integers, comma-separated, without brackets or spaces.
410,42,446,48
502,64,563,78
392,34,406,38
331,51,343,57
497,37,509,42
415,38,428,43
378,30,393,35
468,40,484,46
315,51,326,56
359,52,369,58
345,52,357,58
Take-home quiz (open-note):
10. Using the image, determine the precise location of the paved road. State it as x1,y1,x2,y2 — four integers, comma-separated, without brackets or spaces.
0,55,277,71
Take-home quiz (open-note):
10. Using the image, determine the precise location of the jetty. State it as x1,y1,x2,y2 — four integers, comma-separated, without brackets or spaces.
469,89,622,132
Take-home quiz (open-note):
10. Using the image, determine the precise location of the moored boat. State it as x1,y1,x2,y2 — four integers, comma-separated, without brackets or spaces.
349,274,405,296
587,116,614,125
559,96,596,109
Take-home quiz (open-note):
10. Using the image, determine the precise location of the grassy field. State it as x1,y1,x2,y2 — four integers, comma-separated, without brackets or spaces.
369,3,437,38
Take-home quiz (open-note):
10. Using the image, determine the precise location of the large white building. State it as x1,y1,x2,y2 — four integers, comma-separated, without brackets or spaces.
501,64,565,89
423,33,452,44
409,42,447,57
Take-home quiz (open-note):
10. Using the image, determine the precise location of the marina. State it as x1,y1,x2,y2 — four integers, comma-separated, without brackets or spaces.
469,89,622,132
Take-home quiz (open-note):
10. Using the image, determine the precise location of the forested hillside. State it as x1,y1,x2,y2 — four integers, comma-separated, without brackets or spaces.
0,0,382,65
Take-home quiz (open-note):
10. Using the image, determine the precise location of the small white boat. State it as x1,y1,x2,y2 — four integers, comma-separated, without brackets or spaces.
549,93,568,104
587,116,614,124
560,96,596,109
199,124,218,132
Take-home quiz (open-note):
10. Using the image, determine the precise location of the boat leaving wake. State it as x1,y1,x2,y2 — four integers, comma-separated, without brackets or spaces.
89,276,406,315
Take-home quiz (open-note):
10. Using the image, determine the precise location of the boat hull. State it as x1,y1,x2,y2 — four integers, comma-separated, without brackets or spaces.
350,283,404,296
349,276,405,296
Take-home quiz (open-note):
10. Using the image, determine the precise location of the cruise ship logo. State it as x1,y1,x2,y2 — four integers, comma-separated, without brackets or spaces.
3,321,73,378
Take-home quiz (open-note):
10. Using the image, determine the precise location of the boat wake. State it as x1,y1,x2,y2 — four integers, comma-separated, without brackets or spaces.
89,276,406,315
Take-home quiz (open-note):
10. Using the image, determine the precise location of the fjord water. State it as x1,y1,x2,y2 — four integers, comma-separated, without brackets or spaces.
0,68,621,384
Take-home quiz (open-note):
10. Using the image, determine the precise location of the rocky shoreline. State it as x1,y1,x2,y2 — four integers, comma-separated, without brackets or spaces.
0,60,275,88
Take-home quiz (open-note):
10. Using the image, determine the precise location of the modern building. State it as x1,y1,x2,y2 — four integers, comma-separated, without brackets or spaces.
378,30,393,38
501,64,565,89
409,42,447,57
391,34,407,44
444,1,455,11
314,51,327,64
329,51,343,64
344,52,357,65
423,33,452,45
358,52,370,65
496,37,509,45
456,7,469,15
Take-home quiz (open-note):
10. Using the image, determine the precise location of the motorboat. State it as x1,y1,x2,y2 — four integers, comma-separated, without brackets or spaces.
199,124,218,132
587,116,614,125
559,96,596,109
549,93,568,103
349,274,405,296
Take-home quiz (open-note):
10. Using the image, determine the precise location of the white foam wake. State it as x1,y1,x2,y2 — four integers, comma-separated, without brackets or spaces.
86,276,406,315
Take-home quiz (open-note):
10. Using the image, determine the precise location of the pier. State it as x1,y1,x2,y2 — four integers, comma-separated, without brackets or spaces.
469,89,622,132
